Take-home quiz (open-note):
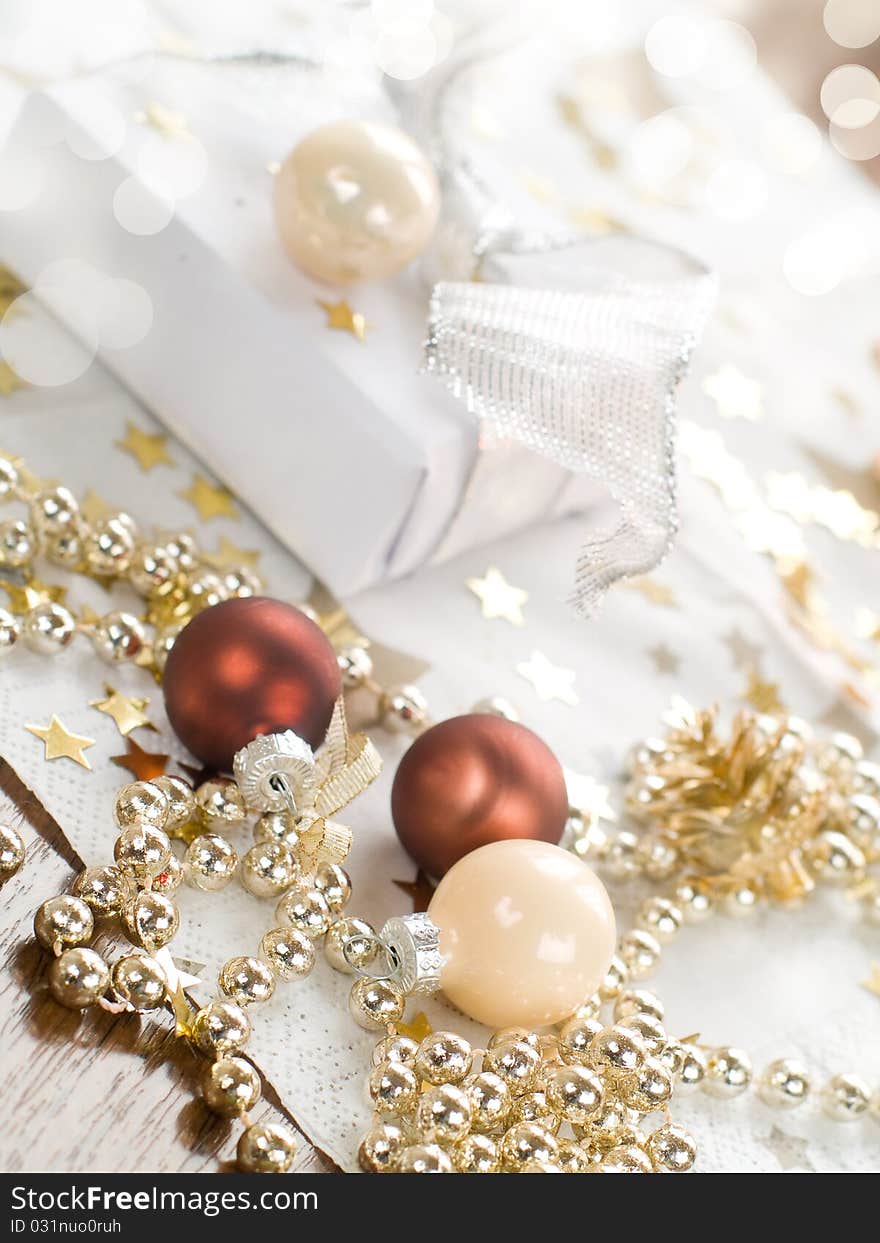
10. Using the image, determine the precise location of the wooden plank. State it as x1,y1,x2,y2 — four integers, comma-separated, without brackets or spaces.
0,759,339,1174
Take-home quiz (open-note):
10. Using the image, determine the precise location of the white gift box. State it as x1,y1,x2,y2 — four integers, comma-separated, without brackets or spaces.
0,57,603,597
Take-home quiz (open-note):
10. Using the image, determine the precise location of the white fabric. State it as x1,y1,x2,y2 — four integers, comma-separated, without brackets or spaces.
1,0,879,1174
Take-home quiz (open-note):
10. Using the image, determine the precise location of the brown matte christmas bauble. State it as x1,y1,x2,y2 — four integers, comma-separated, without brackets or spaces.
163,597,341,772
391,714,569,877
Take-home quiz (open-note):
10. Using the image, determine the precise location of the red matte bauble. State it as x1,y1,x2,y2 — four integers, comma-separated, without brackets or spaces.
391,713,569,877
163,597,341,772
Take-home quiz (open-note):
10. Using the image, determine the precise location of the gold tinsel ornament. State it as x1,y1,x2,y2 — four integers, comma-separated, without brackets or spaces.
624,697,873,904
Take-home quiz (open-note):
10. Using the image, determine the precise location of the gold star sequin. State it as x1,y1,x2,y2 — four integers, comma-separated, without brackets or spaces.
89,684,155,737
564,769,616,824
520,170,557,203
702,364,763,422
624,577,678,608
26,716,95,770
317,299,368,342
154,948,203,997
117,422,174,472
2,579,67,615
647,643,680,675
0,360,27,397
77,603,102,627
112,736,170,781
855,608,880,641
516,650,579,706
0,266,27,317
135,102,191,141
393,870,436,914
80,490,113,525
568,206,626,236
396,1012,432,1043
831,387,860,418
743,666,785,716
203,535,261,572
179,474,238,522
466,566,528,626
759,1126,814,1172
723,628,764,671
861,964,880,997
842,680,871,709
779,560,819,609
556,93,617,169
155,945,203,1032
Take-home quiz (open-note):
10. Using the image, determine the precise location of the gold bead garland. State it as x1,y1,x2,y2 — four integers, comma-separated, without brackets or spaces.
0,451,263,678
31,766,364,1171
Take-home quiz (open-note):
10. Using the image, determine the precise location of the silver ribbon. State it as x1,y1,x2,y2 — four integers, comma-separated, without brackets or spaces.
423,238,716,613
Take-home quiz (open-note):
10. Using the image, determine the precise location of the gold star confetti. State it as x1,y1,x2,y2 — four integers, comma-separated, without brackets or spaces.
317,298,368,342
723,628,764,671
135,102,191,140
779,559,819,609
568,205,626,236
26,716,95,770
564,769,616,824
680,420,759,511
203,535,261,572
80,490,113,525
179,473,238,522
393,869,436,914
624,577,677,608
466,566,528,626
831,387,860,417
395,1012,432,1043
842,680,871,709
111,736,170,781
802,444,880,524
759,1126,814,1172
702,363,763,422
155,944,203,994
0,360,27,397
860,964,880,997
469,105,506,142
78,603,102,627
516,650,579,706
0,265,27,317
855,608,880,641
117,422,174,472
556,94,617,169
519,169,557,203
89,685,155,737
1,579,67,615
647,642,680,675
743,666,785,716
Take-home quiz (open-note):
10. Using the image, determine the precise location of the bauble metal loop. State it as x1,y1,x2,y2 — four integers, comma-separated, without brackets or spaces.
233,730,316,813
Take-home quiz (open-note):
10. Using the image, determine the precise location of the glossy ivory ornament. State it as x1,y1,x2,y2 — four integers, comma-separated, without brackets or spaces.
427,840,616,1029
274,119,441,285
392,714,569,876
163,597,341,772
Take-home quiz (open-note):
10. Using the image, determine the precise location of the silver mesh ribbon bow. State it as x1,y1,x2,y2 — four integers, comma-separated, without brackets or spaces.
423,235,716,614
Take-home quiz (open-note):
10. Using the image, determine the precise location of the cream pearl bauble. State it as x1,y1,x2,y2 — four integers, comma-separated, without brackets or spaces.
274,120,440,285
427,839,616,1030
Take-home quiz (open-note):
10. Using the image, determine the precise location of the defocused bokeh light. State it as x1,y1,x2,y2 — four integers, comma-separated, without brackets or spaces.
761,112,823,175
823,0,880,49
